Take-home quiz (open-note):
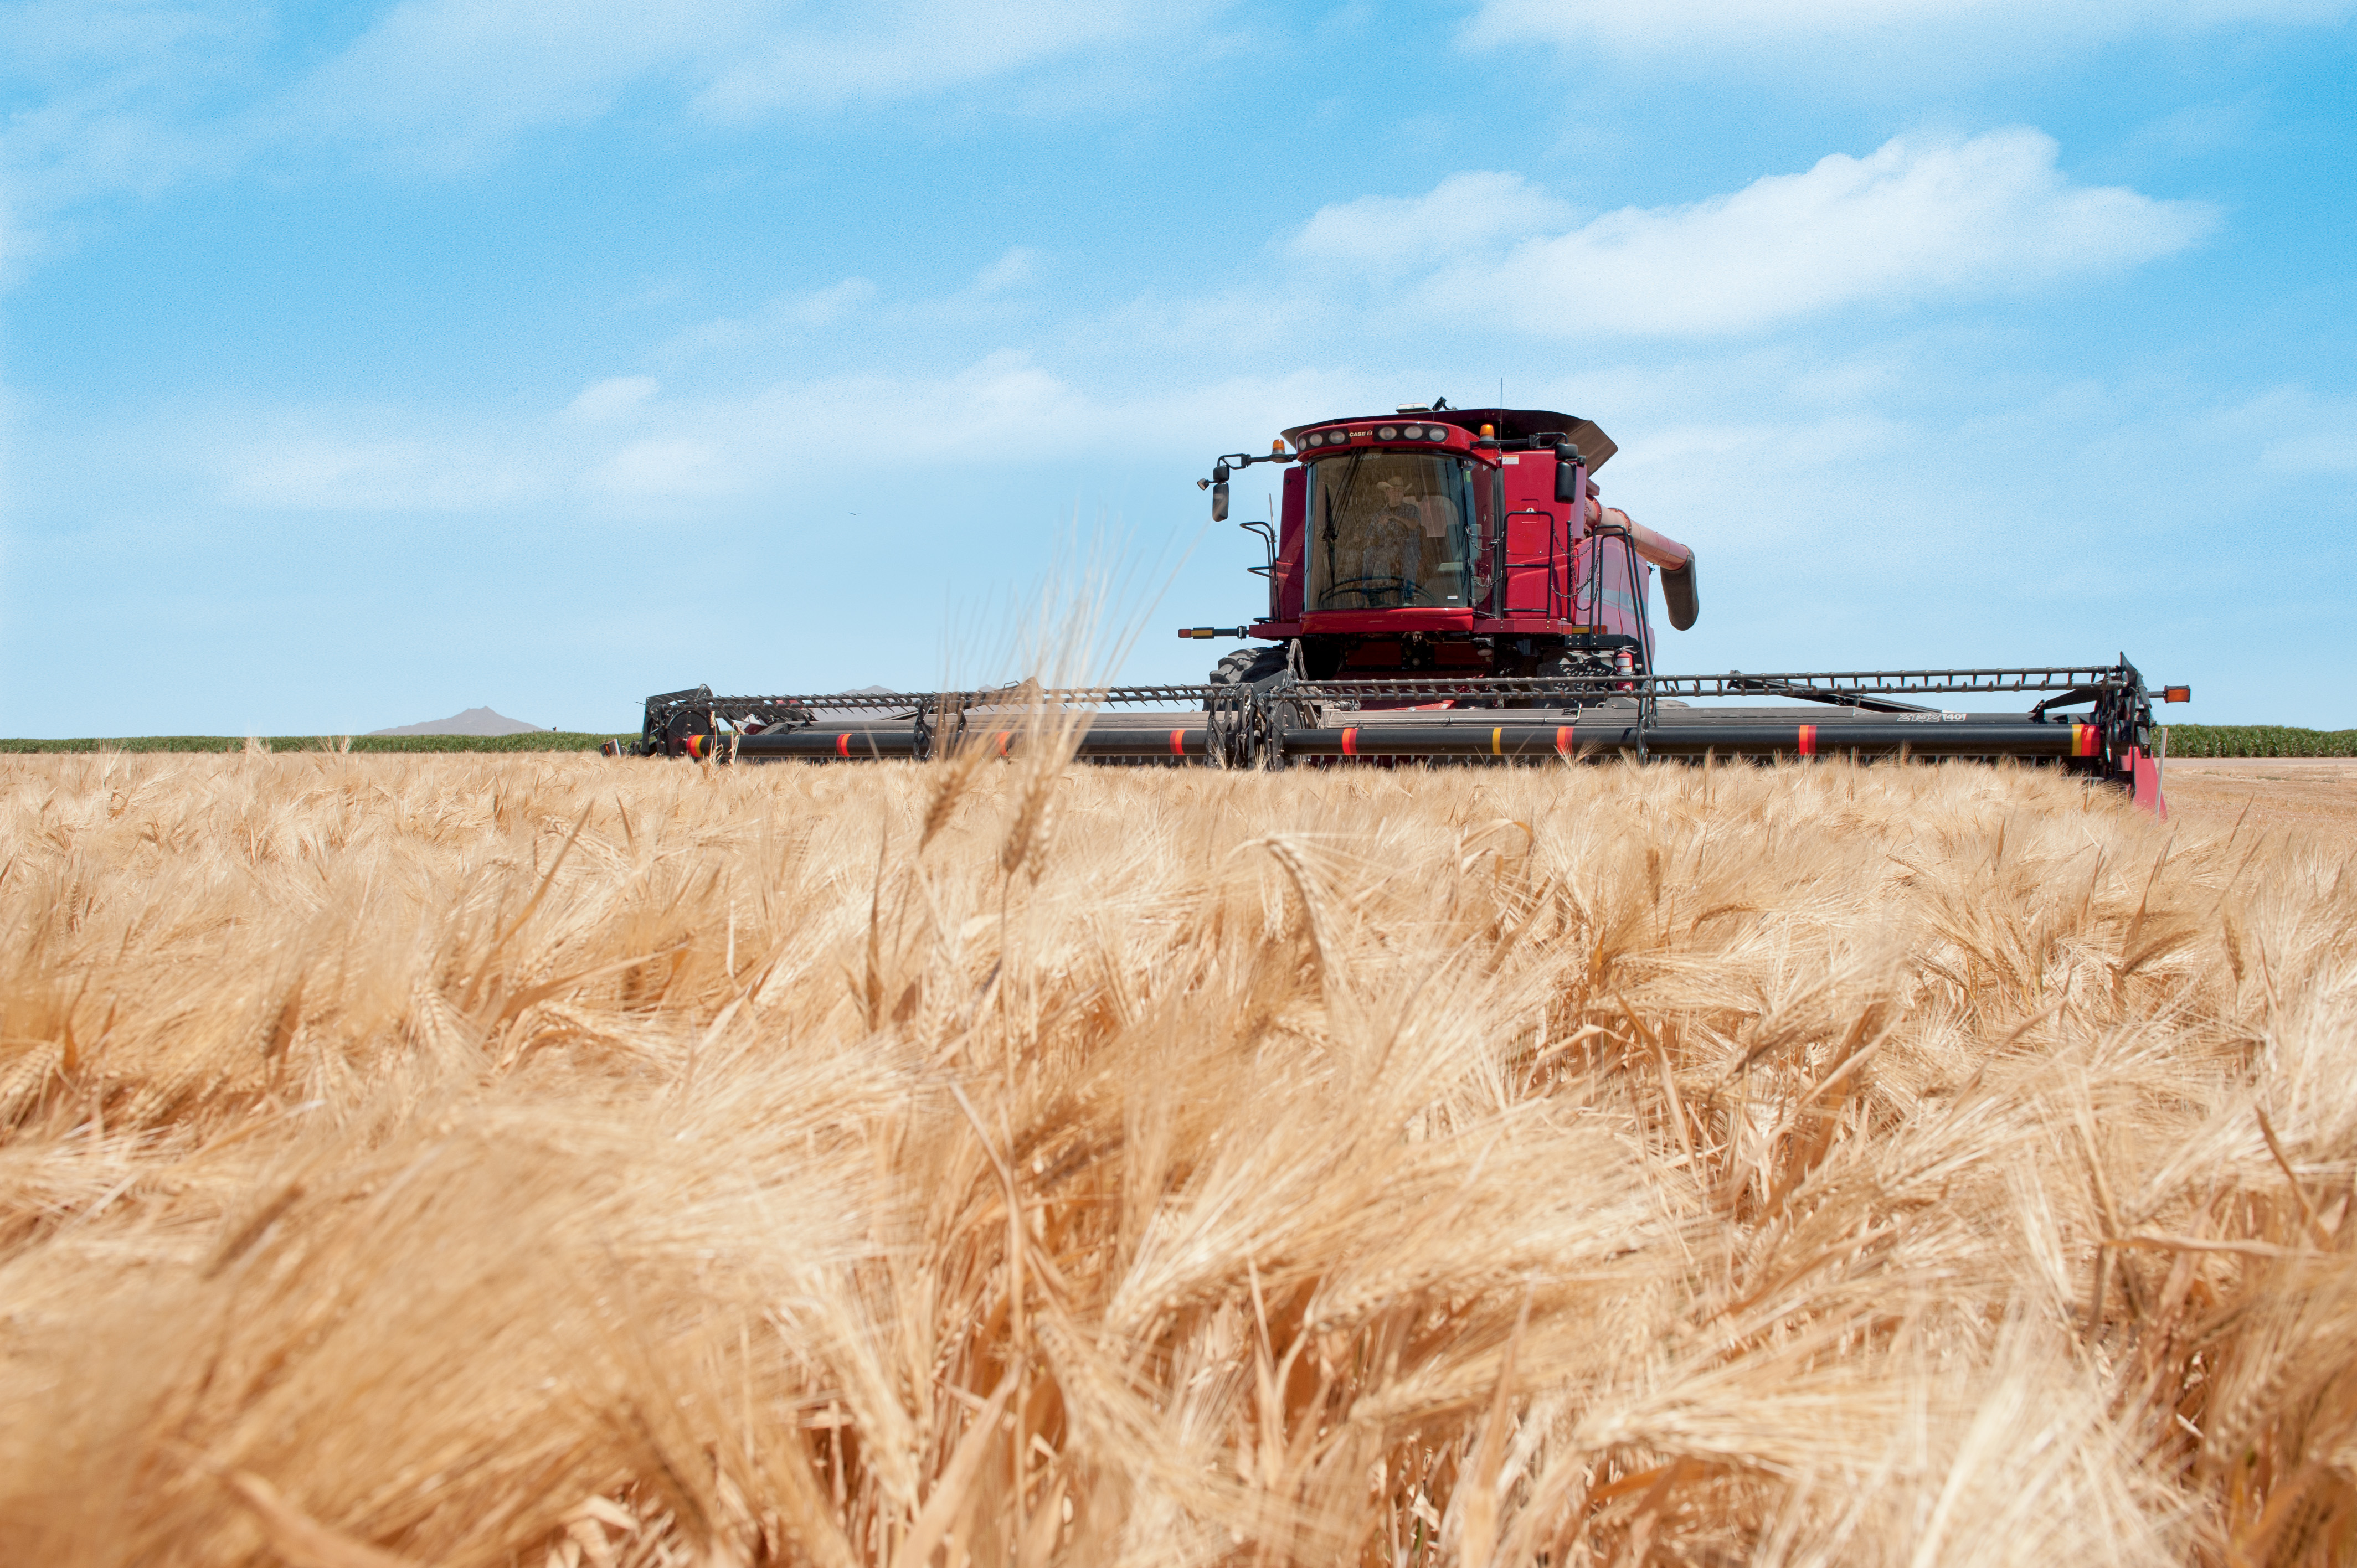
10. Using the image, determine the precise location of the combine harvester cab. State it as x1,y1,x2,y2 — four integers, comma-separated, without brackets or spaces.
608,403,2185,813
1187,405,1694,695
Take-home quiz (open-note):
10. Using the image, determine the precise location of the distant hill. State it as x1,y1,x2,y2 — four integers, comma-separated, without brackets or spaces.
368,706,545,737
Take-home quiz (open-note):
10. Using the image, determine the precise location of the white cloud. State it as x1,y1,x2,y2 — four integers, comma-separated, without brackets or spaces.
1287,172,1573,277
1291,131,2212,337
662,262,1039,369
693,1,1200,121
579,353,1085,505
785,277,878,326
590,436,727,499
6,0,1232,207
974,246,1043,296
272,0,1221,166
280,0,733,167
565,375,659,421
565,353,1357,509
2263,430,2357,474
0,2,270,247
221,434,543,512
1466,0,2356,51
2232,389,2357,476
666,277,876,358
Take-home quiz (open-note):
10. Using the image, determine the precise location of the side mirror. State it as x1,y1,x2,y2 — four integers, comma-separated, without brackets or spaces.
1554,455,1581,506
1211,460,1231,522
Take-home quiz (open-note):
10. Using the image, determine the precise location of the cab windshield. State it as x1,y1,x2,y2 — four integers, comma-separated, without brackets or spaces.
1307,451,1480,611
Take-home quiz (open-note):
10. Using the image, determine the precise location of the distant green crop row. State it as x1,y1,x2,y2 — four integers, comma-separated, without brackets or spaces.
0,733,630,755
2164,725,2357,759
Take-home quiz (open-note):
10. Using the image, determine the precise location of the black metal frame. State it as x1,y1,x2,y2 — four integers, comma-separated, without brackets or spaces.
613,661,2170,790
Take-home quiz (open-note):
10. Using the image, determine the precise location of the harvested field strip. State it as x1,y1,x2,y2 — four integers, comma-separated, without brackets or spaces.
2165,725,2357,759
1,750,2351,1566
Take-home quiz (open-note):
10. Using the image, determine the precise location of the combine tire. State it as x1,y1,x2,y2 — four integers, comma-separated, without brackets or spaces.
1205,645,1291,767
1207,645,1290,696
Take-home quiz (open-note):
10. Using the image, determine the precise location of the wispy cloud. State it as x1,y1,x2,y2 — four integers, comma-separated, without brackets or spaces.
193,126,2222,517
692,0,1212,121
661,255,1047,369
1293,131,2213,337
183,350,1359,523
1286,172,1572,278
564,376,660,422
665,277,879,357
0,1,272,263
276,0,1228,169
220,430,548,512
1466,0,2357,53
973,246,1044,296
2242,389,2357,475
3,0,1233,228
277,0,728,169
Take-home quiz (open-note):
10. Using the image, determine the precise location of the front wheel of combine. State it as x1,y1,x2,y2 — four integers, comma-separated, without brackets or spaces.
1206,644,1290,767
1207,645,1290,693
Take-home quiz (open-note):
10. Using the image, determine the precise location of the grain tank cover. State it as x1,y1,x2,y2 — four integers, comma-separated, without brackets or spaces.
1280,408,1617,470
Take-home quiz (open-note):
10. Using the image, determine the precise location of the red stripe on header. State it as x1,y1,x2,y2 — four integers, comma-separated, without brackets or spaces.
836,731,850,758
1555,725,1574,756
1798,724,1816,756
1169,729,1185,756
1341,727,1358,756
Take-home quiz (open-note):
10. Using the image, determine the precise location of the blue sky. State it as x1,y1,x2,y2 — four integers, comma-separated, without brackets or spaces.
3,0,2352,735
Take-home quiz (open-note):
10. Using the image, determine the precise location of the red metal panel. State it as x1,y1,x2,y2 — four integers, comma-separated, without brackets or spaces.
1278,466,1306,621
2130,746,2166,819
1300,609,1476,635
1496,455,1567,618
1500,456,1563,520
1501,509,1555,615
1504,509,1553,556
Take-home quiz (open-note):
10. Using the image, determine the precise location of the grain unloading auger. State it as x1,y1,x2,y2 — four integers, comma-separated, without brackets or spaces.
609,404,2188,813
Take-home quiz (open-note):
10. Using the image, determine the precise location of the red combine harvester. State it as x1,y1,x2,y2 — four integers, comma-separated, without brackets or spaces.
1183,405,1694,693
610,403,2186,812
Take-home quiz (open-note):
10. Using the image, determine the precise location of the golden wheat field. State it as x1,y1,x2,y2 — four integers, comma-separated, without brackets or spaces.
2,742,2353,1568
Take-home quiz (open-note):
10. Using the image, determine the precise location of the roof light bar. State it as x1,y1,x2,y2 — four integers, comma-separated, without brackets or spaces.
1301,424,1459,445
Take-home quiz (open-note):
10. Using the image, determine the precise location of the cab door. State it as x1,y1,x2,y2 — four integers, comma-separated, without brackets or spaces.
1497,456,1561,618
1276,465,1306,620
